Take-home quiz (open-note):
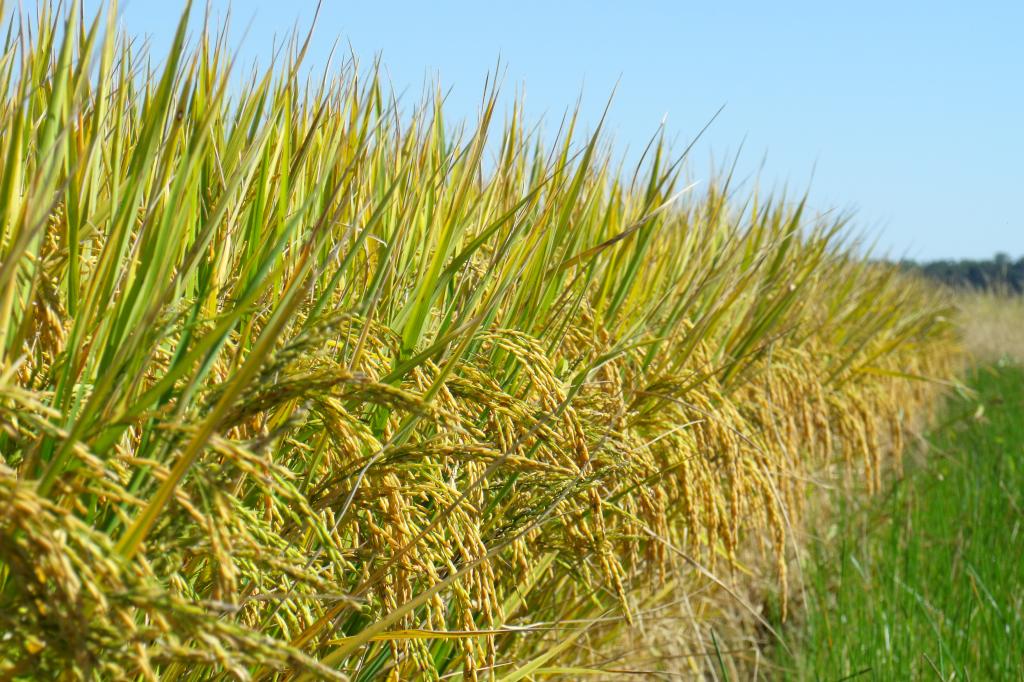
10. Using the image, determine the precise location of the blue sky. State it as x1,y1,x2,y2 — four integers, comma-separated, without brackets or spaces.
86,1,1022,260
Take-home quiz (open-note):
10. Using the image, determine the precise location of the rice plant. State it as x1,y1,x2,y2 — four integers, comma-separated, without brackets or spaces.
0,2,961,679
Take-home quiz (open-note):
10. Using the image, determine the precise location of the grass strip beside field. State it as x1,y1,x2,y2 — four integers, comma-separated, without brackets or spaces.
781,364,1024,679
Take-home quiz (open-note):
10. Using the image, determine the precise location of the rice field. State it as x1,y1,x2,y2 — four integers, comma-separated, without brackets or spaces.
0,3,962,679
955,290,1024,364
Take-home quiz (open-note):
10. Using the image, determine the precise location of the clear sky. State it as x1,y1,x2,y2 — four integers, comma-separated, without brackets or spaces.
83,1,1022,260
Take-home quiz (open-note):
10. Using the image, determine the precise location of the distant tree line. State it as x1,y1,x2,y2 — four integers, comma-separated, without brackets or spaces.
899,253,1024,294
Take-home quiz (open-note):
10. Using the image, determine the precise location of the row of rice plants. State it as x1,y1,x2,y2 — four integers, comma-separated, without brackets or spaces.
0,3,961,679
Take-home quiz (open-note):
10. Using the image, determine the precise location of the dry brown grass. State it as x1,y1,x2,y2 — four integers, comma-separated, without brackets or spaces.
956,291,1024,364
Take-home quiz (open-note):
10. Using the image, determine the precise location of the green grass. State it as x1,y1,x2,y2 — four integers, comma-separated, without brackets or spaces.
780,363,1024,680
